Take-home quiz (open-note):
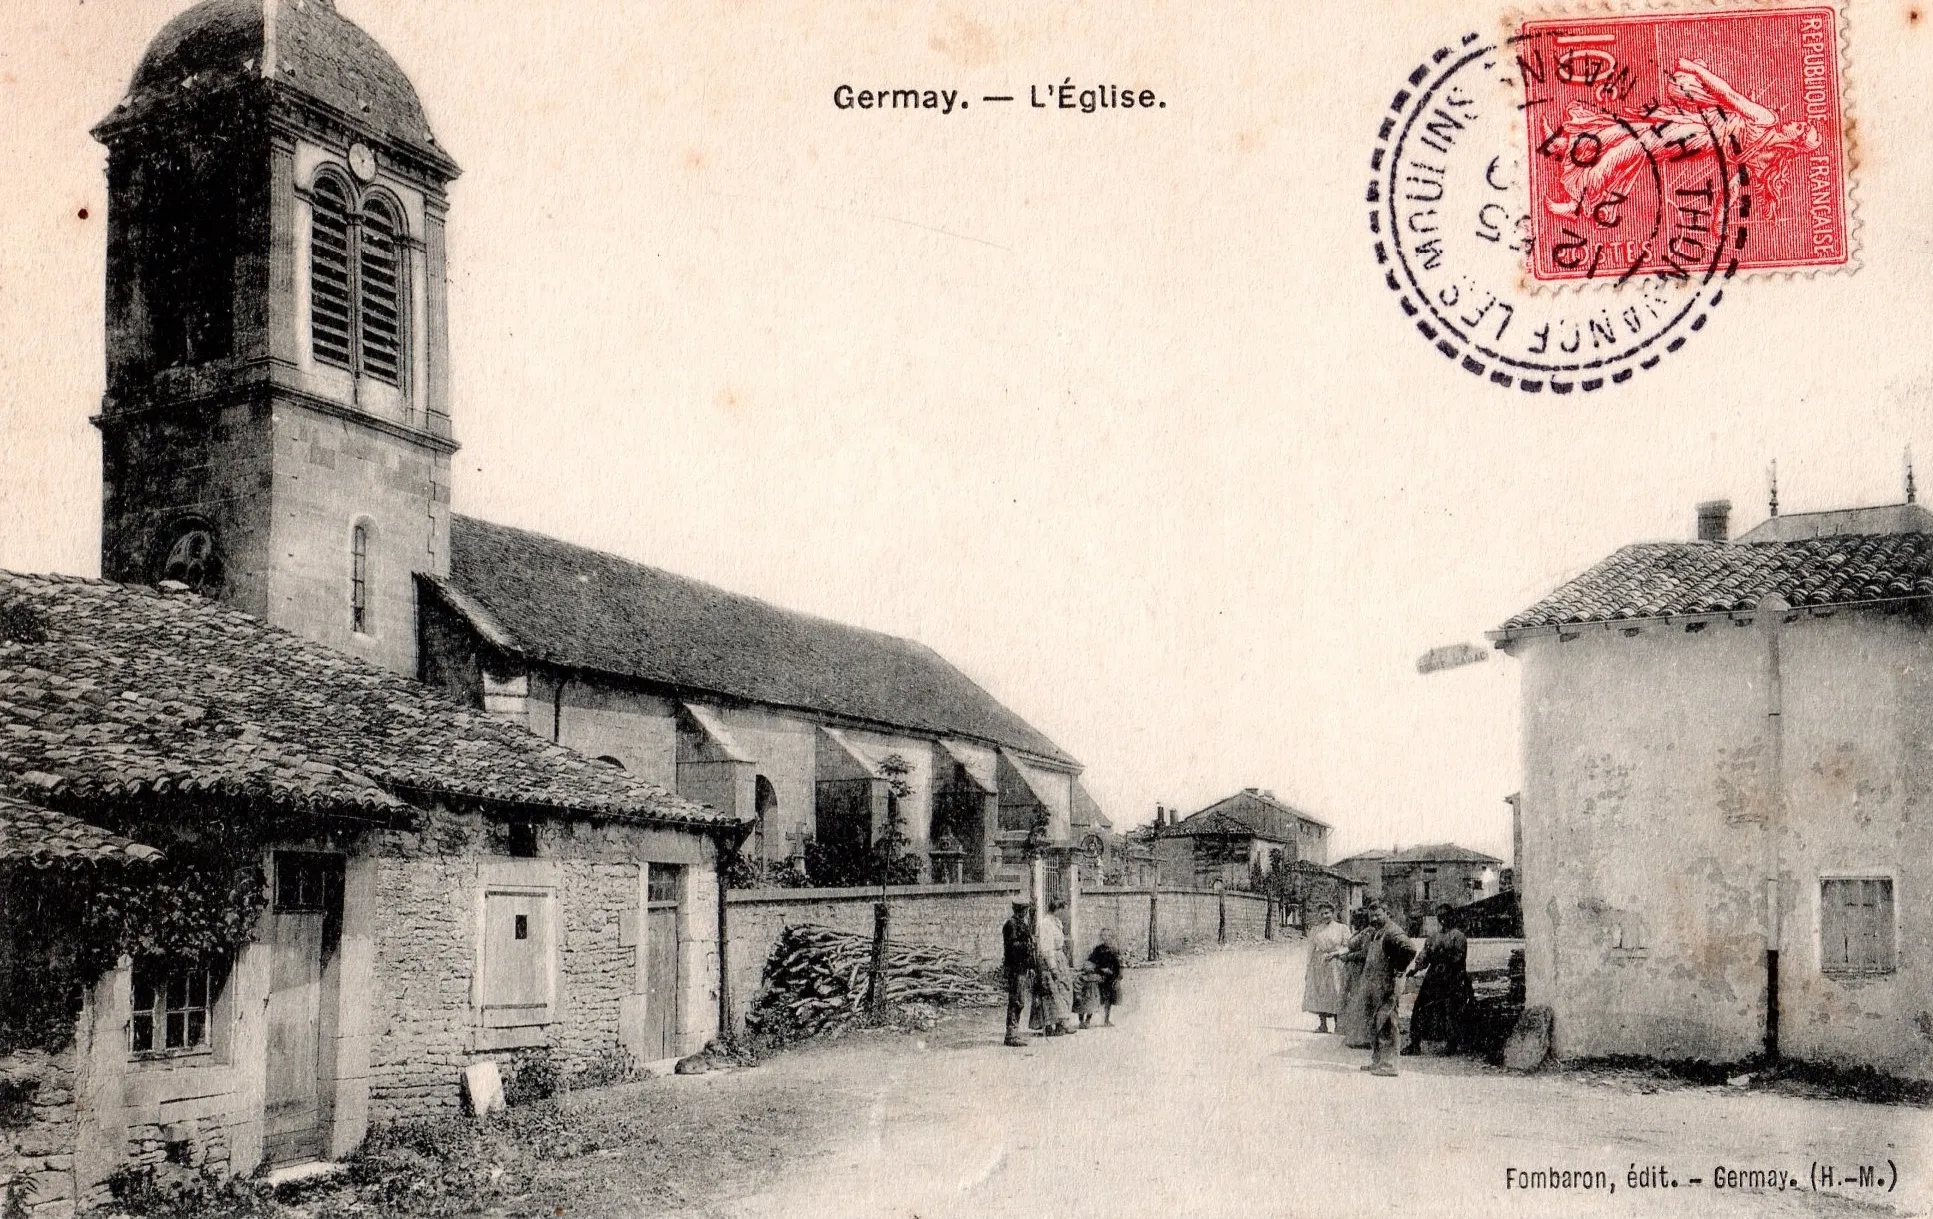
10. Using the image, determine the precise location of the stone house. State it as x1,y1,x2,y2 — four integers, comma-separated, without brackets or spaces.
91,0,1079,902
1333,844,1503,930
1276,861,1368,927
1153,789,1333,890
1,800,164,1217
1492,497,1933,1077
0,572,741,1208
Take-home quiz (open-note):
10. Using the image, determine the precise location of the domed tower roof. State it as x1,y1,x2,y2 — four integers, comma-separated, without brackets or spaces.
98,0,455,175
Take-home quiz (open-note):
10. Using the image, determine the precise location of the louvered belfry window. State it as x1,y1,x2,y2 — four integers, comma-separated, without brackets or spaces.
309,171,406,386
310,175,355,368
358,201,403,383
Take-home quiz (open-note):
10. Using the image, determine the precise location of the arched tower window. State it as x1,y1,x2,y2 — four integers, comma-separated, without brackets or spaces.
310,174,355,368
358,199,404,383
308,173,407,386
350,524,370,634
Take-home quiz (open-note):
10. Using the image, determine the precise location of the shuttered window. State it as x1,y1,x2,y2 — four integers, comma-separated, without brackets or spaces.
480,890,555,1027
308,171,406,386
1820,878,1896,976
358,201,403,384
310,176,354,369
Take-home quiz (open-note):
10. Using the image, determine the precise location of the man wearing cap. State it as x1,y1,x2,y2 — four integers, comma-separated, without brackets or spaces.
1002,901,1037,1046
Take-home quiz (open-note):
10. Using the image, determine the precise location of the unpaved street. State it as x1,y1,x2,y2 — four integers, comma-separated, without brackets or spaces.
547,941,1930,1219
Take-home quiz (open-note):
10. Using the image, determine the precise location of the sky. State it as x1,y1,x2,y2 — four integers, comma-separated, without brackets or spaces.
2,0,1931,862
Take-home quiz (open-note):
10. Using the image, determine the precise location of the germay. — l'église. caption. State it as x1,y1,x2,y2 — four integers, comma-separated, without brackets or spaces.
832,81,1166,114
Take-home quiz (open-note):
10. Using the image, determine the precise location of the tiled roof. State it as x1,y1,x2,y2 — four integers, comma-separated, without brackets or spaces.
435,516,1079,767
0,572,732,830
1495,534,1933,633
1386,843,1502,865
1158,809,1252,839
0,793,163,867
1163,790,1331,840
1286,859,1365,884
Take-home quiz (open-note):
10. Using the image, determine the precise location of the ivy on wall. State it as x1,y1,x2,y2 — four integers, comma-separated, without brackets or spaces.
0,807,282,1056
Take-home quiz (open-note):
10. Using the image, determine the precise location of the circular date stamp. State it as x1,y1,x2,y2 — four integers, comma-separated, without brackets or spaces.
1370,31,1741,393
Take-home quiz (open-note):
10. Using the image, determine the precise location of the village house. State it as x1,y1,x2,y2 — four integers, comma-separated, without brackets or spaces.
92,0,1079,902
0,572,741,1210
1152,789,1332,890
1493,495,1933,1078
1333,844,1503,929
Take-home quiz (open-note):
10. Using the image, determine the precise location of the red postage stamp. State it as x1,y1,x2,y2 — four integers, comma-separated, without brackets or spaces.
1516,7,1849,282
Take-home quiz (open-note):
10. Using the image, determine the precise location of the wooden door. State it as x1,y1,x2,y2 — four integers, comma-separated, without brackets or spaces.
264,909,324,1167
645,865,683,1061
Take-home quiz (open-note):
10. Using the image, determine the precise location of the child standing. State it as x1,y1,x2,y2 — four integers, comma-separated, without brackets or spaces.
1079,928,1124,1027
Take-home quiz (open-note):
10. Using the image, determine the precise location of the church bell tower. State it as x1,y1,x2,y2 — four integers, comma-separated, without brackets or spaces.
94,0,459,676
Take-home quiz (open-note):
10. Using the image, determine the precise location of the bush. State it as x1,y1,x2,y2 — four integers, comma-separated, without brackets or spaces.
502,1051,558,1106
312,1104,600,1218
101,1165,277,1219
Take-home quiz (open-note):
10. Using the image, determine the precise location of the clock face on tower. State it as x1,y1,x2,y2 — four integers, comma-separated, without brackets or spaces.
348,143,377,183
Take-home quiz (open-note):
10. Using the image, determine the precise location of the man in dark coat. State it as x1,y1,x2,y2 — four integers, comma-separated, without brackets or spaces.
1406,903,1471,1054
1003,901,1037,1046
1333,901,1416,1076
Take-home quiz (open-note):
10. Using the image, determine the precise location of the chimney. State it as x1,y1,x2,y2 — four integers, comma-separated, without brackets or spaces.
1696,499,1731,543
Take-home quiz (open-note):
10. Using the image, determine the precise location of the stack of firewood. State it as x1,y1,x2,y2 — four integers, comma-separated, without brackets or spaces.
746,923,1000,1040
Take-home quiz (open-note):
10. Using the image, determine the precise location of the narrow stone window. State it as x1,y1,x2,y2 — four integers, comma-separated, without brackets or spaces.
358,199,404,384
310,174,354,368
350,523,369,633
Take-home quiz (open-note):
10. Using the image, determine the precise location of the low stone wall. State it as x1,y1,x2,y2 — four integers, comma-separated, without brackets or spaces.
725,884,1274,1026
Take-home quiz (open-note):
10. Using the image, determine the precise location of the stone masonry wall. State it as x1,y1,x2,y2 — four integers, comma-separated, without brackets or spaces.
726,885,1272,1027
553,861,639,1078
0,1047,78,1219
367,809,719,1122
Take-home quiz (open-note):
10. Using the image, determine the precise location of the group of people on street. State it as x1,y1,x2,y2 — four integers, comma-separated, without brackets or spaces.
1002,899,1124,1045
1300,898,1471,1076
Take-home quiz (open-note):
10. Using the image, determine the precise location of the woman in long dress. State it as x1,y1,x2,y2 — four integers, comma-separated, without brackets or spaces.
1301,904,1349,1033
1033,899,1078,1035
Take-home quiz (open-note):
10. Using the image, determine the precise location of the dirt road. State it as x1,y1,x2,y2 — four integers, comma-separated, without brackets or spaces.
550,940,1930,1219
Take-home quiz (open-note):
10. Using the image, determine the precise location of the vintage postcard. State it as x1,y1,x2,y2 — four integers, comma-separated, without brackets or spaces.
0,1,1928,1217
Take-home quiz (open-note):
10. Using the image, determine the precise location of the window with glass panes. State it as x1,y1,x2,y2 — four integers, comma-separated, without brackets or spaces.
350,524,369,633
130,959,222,1053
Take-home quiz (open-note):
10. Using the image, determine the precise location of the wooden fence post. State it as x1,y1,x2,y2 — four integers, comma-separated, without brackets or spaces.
1147,885,1160,962
865,901,889,1011
1217,885,1227,945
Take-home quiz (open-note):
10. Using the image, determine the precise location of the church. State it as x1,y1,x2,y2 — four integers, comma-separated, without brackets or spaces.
0,0,1079,1204
95,0,1080,891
